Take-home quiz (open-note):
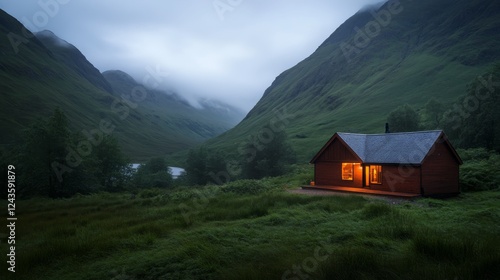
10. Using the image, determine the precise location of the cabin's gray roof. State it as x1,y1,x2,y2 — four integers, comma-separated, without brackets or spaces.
337,131,443,164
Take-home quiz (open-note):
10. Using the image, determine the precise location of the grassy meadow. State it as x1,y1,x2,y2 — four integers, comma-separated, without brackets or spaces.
2,167,499,280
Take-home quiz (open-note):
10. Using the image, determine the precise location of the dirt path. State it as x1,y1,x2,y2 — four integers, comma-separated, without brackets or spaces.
287,188,416,204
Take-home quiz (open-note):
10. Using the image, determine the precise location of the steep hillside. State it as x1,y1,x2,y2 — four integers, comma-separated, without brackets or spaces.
102,70,245,141
35,30,114,93
205,0,500,161
0,9,114,145
0,9,243,160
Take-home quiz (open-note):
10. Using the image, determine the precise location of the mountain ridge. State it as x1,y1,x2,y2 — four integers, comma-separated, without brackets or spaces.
0,9,244,160
203,0,500,161
35,30,114,93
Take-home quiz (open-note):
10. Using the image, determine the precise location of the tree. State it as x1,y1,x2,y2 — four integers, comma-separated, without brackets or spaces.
441,109,463,146
17,108,130,197
452,65,500,151
184,147,229,185
441,65,500,151
422,98,443,129
145,157,168,174
19,108,74,197
387,104,420,132
85,136,130,192
206,151,228,183
133,157,173,189
185,147,208,185
242,129,296,179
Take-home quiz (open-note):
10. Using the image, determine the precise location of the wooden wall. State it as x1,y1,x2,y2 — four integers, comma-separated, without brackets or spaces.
421,140,460,195
369,165,421,194
314,138,362,187
315,162,362,187
317,139,358,162
313,135,461,195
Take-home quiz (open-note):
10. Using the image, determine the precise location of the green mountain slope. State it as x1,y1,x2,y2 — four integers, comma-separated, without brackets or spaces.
204,0,500,161
35,30,114,93
0,9,244,161
102,70,245,141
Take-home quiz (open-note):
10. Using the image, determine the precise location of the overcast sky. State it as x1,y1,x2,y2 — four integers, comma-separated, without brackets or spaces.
1,0,382,111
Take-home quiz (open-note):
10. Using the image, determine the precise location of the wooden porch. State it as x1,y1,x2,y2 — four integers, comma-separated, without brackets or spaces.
301,185,421,198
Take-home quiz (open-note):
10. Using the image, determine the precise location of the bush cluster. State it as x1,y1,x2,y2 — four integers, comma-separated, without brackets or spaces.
220,179,274,195
458,148,500,191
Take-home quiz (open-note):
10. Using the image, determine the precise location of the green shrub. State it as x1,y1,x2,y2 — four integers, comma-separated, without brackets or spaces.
457,148,490,161
221,179,274,195
241,129,296,179
458,149,500,191
132,157,173,189
168,185,219,201
138,188,164,198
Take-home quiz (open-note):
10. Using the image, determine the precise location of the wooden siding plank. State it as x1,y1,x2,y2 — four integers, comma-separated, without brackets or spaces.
370,165,421,194
317,139,358,162
315,162,362,187
421,140,460,195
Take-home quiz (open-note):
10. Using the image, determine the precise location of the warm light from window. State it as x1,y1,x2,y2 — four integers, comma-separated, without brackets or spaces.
342,163,354,181
370,165,382,184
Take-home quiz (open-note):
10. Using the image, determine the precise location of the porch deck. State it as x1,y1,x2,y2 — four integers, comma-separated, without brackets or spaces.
301,185,421,198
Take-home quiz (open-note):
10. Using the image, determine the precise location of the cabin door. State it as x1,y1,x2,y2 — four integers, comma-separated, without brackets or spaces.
364,166,370,187
364,165,383,187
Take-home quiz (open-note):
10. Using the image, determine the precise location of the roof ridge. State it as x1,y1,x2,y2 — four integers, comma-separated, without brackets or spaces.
311,131,461,165
337,130,443,164
338,130,443,136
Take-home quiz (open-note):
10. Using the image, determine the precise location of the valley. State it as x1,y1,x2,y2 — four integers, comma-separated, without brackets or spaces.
1,1,499,279
0,10,245,161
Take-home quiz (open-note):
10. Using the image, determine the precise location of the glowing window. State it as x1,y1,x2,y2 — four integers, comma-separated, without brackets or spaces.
370,165,382,184
342,163,354,181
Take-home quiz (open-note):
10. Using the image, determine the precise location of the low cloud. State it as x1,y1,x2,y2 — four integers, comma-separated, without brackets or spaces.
2,0,381,111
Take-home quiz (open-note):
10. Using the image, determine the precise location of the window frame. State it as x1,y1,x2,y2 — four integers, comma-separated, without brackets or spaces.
369,165,382,184
341,163,354,181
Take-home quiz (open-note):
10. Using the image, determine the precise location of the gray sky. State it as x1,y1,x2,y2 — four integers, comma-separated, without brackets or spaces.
1,0,382,111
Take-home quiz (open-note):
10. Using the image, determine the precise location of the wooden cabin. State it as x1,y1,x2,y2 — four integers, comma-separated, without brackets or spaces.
309,130,463,197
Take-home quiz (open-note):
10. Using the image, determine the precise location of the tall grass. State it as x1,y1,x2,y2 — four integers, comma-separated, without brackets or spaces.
1,184,499,280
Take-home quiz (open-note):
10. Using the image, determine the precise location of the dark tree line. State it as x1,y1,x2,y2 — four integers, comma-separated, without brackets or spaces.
133,157,173,189
1,108,131,198
387,98,443,133
183,129,296,185
1,108,297,197
387,104,420,133
241,129,296,179
386,64,500,152
182,147,227,186
442,65,500,151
